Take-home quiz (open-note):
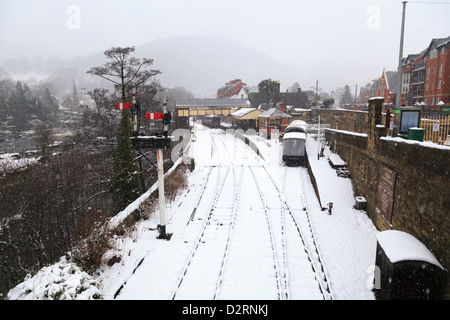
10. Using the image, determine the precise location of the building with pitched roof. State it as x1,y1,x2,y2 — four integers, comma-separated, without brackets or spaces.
377,68,399,108
258,107,291,138
217,79,247,99
230,107,263,130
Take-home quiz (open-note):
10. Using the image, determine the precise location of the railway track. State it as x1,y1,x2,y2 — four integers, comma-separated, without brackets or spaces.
169,127,333,300
281,166,334,299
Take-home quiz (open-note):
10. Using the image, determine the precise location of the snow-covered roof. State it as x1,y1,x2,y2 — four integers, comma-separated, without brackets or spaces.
282,132,306,140
293,108,311,112
376,230,444,269
288,120,307,128
231,107,257,117
258,108,291,118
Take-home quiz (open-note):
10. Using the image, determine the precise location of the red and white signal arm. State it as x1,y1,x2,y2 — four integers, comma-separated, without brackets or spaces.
146,113,165,120
115,102,132,110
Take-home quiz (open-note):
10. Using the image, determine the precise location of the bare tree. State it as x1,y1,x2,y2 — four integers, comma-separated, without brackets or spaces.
85,88,120,139
87,46,161,102
87,46,163,196
34,123,55,158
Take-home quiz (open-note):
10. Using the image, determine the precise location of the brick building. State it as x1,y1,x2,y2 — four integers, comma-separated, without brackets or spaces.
217,79,247,99
401,53,426,106
376,69,398,108
400,36,450,108
361,36,450,112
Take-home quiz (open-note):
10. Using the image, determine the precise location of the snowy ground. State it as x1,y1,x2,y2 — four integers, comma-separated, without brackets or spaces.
7,122,379,300
98,123,379,300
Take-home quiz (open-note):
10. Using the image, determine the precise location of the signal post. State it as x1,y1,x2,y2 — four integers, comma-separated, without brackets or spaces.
115,96,172,240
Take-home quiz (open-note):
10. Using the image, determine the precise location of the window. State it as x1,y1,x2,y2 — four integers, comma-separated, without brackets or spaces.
439,64,443,78
402,73,410,93
438,80,441,89
430,49,437,59
427,67,430,80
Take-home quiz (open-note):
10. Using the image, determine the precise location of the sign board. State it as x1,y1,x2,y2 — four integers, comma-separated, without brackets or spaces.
130,136,171,149
433,123,439,132
376,186,395,224
115,102,132,110
399,110,420,134
378,165,396,196
376,164,397,224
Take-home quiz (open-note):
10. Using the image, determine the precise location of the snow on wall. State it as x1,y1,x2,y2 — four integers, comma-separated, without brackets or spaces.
380,136,450,150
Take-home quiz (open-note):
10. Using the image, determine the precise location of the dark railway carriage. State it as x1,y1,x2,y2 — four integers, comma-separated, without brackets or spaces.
201,115,221,129
282,132,307,166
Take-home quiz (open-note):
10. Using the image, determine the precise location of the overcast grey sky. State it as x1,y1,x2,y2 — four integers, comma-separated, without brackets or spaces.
1,0,449,92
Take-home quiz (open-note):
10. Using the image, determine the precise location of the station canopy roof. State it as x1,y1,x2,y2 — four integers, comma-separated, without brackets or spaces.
176,98,251,108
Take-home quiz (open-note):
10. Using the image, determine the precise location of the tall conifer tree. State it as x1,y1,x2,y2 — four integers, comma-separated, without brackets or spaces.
111,111,140,211
87,46,161,211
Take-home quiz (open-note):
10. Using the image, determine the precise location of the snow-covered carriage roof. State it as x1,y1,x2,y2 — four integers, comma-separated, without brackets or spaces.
376,230,444,270
282,132,306,140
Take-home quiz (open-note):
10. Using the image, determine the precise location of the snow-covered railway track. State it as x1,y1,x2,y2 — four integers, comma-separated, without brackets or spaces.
282,166,334,300
170,164,239,299
249,166,326,300
216,128,332,299
170,128,332,300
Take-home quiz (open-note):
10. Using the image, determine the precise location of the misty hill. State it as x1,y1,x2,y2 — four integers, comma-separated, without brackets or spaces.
1,35,315,98
135,35,311,97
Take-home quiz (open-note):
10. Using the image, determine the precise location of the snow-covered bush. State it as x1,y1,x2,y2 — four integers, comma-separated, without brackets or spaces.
7,255,102,300
71,222,113,273
0,154,38,174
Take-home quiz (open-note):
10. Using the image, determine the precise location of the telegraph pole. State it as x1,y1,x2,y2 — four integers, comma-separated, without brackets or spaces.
396,1,407,108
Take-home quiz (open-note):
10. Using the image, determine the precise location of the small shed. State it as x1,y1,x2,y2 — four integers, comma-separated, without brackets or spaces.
373,230,446,300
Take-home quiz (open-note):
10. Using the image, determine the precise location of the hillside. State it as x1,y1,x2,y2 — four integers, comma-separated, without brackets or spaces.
135,35,311,96
1,35,313,97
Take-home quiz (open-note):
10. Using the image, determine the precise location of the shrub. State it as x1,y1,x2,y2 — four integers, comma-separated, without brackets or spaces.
71,222,113,273
7,255,102,300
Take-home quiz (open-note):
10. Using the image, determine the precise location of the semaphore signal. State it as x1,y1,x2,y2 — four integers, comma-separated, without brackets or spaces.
115,102,132,110
146,112,164,120
114,96,173,240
